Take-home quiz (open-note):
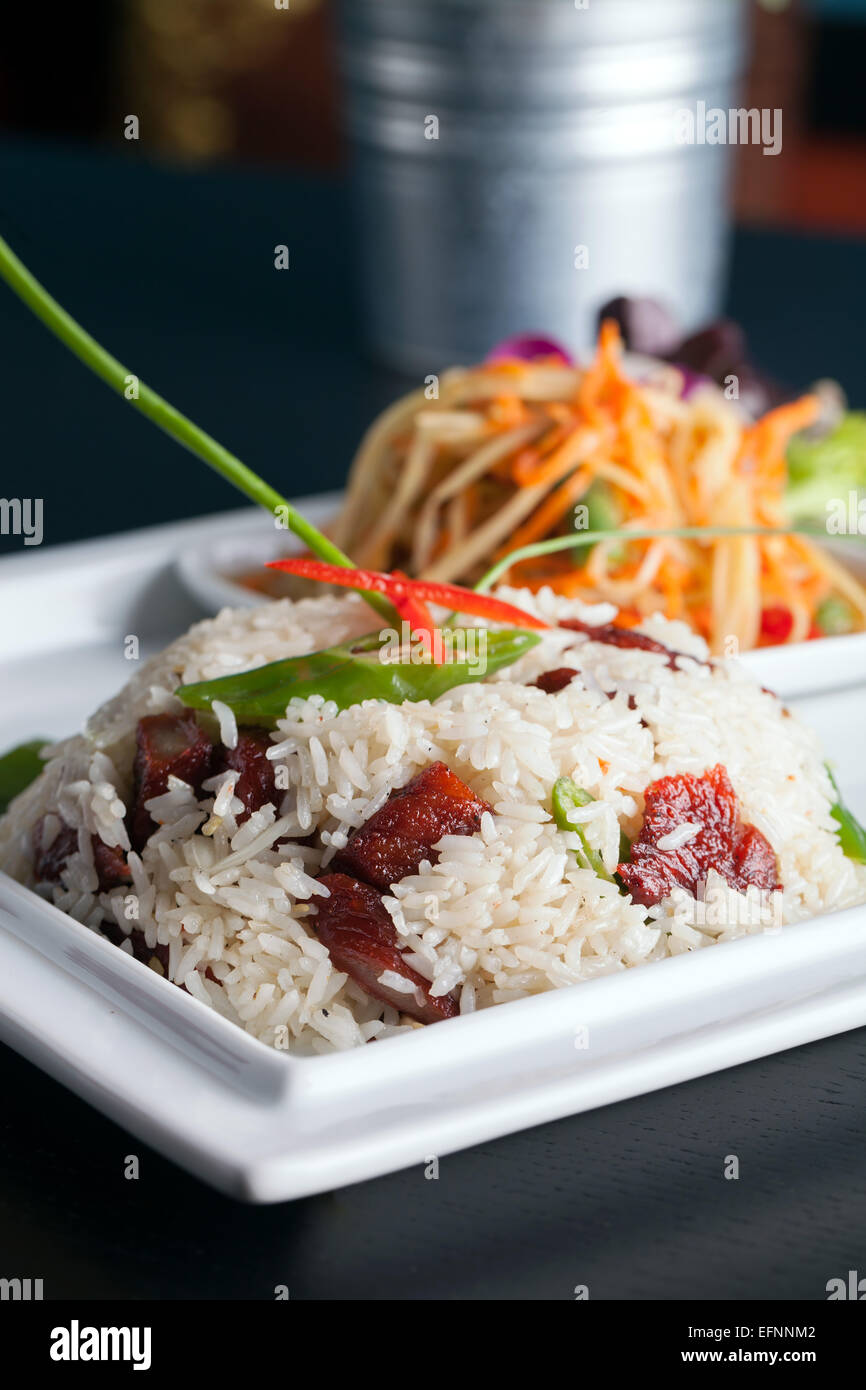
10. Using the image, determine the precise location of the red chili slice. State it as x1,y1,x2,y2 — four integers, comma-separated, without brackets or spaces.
314,872,458,1024
332,760,491,891
264,558,548,631
129,713,215,850
759,606,794,646
386,571,438,655
618,764,780,908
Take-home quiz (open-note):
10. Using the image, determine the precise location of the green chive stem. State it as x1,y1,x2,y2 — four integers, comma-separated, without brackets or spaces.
474,523,830,593
0,232,395,621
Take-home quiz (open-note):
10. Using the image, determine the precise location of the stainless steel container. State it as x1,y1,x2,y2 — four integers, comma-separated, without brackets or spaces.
336,0,748,371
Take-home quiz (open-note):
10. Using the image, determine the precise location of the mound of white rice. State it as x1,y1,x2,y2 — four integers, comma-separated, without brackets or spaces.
1,587,863,1055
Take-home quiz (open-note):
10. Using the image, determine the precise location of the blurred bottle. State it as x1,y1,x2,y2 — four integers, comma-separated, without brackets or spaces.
335,0,748,370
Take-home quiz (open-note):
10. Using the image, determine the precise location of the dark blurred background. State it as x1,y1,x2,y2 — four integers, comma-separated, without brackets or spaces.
0,0,865,552
2,0,863,228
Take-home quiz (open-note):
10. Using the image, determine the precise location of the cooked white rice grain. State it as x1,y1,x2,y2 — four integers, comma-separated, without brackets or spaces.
1,587,863,1054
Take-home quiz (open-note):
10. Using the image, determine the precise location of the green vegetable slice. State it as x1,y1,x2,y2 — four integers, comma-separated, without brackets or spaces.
786,412,866,524
551,776,616,882
827,766,866,865
0,233,397,622
815,595,856,637
475,524,818,594
0,739,49,814
177,629,540,723
574,481,624,566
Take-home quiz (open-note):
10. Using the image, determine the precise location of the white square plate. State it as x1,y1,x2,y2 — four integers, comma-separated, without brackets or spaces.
2,501,866,1202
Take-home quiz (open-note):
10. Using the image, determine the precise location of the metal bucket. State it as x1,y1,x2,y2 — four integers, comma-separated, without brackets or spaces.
335,0,748,371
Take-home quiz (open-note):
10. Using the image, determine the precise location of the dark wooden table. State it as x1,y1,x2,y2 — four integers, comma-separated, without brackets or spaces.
1,140,864,1299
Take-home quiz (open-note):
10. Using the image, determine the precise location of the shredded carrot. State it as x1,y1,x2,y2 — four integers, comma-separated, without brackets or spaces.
334,321,866,652
512,427,595,489
511,423,571,484
502,465,594,554
544,402,574,427
610,608,643,629
482,360,529,380
739,395,820,480
488,394,530,430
